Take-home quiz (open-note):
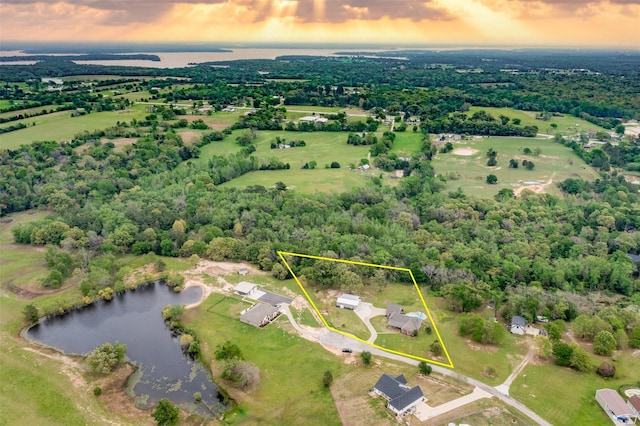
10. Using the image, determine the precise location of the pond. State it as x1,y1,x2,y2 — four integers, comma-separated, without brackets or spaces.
26,282,225,417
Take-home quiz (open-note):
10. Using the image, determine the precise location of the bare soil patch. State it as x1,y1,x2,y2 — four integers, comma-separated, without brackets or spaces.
102,137,137,153
452,148,479,156
178,131,201,145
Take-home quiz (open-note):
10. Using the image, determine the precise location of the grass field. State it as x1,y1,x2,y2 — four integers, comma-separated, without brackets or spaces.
195,129,376,192
0,106,148,149
389,131,423,157
431,135,600,198
0,210,51,289
466,106,609,135
510,352,640,426
0,104,64,120
183,292,344,425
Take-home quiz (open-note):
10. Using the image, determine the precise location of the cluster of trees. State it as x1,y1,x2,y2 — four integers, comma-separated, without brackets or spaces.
85,341,127,375
214,341,260,390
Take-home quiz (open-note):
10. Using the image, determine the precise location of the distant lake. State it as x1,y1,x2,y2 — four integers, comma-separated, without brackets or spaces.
0,48,404,68
26,282,225,417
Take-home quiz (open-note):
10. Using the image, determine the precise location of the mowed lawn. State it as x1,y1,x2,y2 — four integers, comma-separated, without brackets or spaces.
182,293,344,425
432,136,600,198
0,106,148,149
466,106,610,135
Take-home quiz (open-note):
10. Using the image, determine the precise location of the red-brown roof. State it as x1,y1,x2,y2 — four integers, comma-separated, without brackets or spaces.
629,395,640,412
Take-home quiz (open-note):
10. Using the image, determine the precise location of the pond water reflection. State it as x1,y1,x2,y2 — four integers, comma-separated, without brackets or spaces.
27,282,224,417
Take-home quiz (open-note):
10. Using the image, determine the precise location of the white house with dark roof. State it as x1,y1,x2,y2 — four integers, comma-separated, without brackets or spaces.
336,294,361,310
373,374,425,416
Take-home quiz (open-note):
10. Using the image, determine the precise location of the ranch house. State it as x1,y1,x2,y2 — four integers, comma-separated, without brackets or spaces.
595,389,636,424
240,304,280,328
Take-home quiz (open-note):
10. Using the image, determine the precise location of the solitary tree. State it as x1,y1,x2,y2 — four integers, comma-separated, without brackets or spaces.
22,304,39,324
360,351,372,365
418,361,432,376
486,174,498,184
152,399,179,426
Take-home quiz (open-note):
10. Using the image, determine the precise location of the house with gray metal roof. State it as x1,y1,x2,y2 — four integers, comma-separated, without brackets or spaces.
373,373,424,416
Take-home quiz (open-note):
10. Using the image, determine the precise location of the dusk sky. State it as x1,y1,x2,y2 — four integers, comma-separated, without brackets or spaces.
1,0,639,48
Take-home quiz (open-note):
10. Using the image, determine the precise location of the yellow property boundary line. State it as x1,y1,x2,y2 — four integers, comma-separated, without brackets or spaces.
277,251,454,369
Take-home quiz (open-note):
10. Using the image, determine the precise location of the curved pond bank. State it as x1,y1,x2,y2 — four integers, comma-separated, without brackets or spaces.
26,282,225,417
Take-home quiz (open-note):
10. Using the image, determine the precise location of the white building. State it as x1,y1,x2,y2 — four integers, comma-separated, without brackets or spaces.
336,294,361,310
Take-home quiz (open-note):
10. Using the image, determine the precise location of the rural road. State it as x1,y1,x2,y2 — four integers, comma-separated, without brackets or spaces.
280,304,551,426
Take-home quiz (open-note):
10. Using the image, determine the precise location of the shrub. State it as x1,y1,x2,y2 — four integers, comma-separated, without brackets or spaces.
360,351,372,365
93,386,102,397
597,362,616,378
86,342,127,375
323,370,334,388
594,331,617,356
419,361,432,376
152,399,179,426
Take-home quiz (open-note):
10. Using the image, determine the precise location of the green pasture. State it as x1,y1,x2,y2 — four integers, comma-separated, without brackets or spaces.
0,210,51,288
0,104,64,120
432,136,600,198
389,131,423,156
220,168,373,192
183,292,343,425
510,353,640,426
466,106,609,135
0,296,106,426
212,129,371,167
0,105,148,149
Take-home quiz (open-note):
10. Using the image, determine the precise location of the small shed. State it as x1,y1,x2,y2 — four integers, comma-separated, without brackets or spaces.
336,294,361,310
596,389,636,424
240,304,280,328
510,316,526,335
234,281,257,296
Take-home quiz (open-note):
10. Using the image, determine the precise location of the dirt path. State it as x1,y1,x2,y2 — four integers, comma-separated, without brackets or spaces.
495,340,536,396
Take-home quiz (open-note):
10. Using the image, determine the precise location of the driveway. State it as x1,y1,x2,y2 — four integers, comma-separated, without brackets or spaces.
414,386,492,421
354,302,386,343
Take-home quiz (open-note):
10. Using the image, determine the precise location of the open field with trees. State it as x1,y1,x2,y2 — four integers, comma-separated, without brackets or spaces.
432,136,602,197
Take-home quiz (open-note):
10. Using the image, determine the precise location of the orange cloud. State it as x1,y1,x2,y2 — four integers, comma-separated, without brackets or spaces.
0,0,637,46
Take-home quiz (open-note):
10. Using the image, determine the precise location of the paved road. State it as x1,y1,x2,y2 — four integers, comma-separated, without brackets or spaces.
281,305,551,426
